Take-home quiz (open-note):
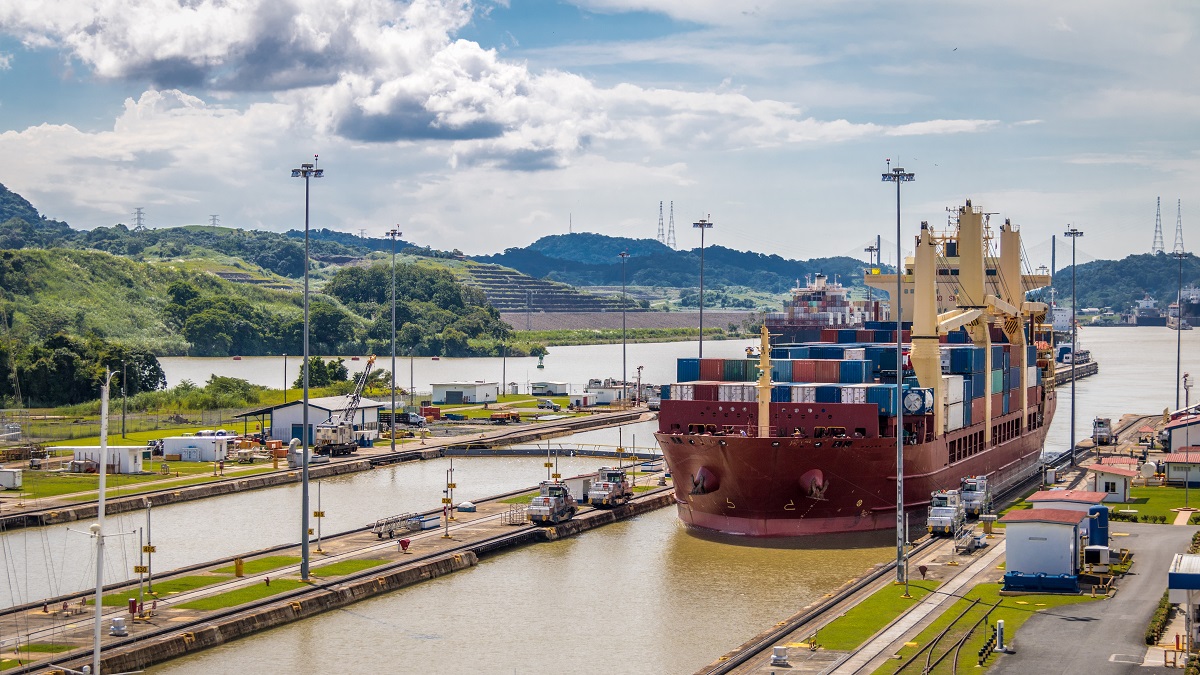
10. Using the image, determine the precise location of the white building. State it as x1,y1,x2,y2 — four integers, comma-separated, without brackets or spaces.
1025,489,1107,512
1087,465,1137,503
531,381,569,396
431,381,499,405
1163,417,1200,451
161,435,233,462
69,446,147,474
569,392,599,407
1160,451,1200,487
1000,507,1087,577
236,396,382,444
585,386,624,404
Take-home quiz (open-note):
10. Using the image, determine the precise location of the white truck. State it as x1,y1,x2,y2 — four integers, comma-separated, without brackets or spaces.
587,467,632,507
959,475,992,518
1092,417,1114,445
927,489,966,536
528,481,578,525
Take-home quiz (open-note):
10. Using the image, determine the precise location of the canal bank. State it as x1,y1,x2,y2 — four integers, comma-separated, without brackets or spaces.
1,485,675,674
0,409,648,532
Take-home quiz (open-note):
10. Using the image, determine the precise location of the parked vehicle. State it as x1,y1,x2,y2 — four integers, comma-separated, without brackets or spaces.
528,481,577,525
959,475,991,517
537,399,561,411
927,489,966,536
587,467,632,507
489,411,522,424
315,355,376,456
1092,417,1113,445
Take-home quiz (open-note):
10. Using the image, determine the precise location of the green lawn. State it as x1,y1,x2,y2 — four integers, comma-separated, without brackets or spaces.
13,462,278,501
313,559,388,576
501,491,539,504
97,575,229,605
174,579,308,611
871,583,1099,674
43,427,230,447
1120,486,1200,520
814,581,940,651
213,555,301,576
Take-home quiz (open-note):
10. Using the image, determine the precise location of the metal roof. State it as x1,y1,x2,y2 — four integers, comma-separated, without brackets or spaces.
1099,457,1138,465
999,508,1087,526
1159,452,1200,464
1087,465,1138,477
234,395,384,418
1027,489,1107,504
1169,554,1200,590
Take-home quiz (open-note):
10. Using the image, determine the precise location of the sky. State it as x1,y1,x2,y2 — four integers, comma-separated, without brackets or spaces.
0,0,1196,268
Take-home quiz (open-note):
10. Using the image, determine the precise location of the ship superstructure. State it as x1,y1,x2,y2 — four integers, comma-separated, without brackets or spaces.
654,200,1056,537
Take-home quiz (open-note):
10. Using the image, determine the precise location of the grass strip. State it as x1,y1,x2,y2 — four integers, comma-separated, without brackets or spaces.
871,583,1098,674
175,579,307,611
815,581,939,651
313,559,388,576
501,491,539,504
93,575,231,606
213,555,301,576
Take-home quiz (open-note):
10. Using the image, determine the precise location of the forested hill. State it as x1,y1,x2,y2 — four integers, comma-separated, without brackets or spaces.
1048,252,1200,311
474,232,873,293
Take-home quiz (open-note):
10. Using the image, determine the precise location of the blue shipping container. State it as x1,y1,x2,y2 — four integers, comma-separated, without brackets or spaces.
839,359,872,384
970,372,986,397
660,385,671,400
771,360,790,381
1002,392,1010,415
837,329,859,344
787,346,810,359
770,348,789,359
963,399,972,425
772,385,791,402
815,385,842,403
991,345,1004,366
1009,367,1021,389
962,378,973,403
809,345,846,359
1027,345,1037,362
677,358,700,383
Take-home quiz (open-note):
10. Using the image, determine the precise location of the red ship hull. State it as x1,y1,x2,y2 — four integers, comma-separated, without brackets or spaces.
654,392,1056,537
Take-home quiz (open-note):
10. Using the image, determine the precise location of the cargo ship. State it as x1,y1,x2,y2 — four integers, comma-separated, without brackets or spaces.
654,201,1057,537
761,272,879,343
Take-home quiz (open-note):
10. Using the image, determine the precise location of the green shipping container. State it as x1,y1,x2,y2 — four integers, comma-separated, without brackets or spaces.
990,369,1003,395
723,358,748,382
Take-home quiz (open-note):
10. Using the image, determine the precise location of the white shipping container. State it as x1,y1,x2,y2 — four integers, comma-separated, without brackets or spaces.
791,385,817,403
840,383,870,404
941,375,964,405
0,468,22,489
844,348,866,361
674,384,695,401
718,383,754,402
1026,366,1037,386
945,402,965,432
939,347,952,374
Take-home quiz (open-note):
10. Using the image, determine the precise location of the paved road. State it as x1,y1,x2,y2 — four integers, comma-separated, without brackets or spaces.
992,522,1196,675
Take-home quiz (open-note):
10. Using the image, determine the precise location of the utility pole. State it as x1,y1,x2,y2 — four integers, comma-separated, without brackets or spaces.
693,216,713,357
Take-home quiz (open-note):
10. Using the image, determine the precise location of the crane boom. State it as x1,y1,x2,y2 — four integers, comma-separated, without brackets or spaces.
327,355,376,426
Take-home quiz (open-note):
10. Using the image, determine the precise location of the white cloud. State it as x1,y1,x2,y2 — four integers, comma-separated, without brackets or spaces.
0,53,10,70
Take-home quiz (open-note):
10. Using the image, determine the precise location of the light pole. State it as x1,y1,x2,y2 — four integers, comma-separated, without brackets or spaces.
1186,373,1193,508
864,243,879,321
282,353,288,404
1064,225,1083,467
388,227,403,453
882,161,914,584
121,360,127,438
619,251,629,404
693,216,713,357
1177,250,1187,409
291,155,323,582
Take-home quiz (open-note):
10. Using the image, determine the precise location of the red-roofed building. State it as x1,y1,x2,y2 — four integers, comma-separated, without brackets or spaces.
1000,508,1088,579
1088,464,1137,502
1163,416,1200,452
1159,450,1200,486
1026,489,1108,511
1100,456,1138,466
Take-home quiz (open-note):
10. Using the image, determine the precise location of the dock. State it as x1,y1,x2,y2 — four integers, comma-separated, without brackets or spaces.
0,479,676,674
1054,360,1099,385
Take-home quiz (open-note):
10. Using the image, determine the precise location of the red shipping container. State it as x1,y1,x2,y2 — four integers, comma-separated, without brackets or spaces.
991,393,1004,418
856,330,874,342
694,383,719,401
972,397,985,423
820,329,839,342
699,358,725,381
814,360,841,383
420,406,441,420
791,359,817,382
901,330,911,342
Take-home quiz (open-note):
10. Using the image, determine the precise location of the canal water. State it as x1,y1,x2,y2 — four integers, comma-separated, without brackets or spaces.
0,328,1189,672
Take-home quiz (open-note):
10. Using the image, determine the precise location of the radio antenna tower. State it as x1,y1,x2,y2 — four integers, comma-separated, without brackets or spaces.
133,207,145,230
666,201,677,249
656,201,665,244
1153,197,1165,254
210,214,219,228
1175,199,1186,254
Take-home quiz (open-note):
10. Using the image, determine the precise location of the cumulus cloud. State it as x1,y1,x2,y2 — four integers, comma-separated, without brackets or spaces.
0,53,10,70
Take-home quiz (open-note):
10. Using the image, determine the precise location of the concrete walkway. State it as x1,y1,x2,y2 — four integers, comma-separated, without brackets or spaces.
832,539,1007,674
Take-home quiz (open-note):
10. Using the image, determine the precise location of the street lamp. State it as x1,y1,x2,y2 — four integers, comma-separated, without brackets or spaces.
1064,225,1083,467
619,251,630,404
282,353,288,404
291,155,323,582
881,161,914,584
693,216,713,357
388,227,403,453
121,360,127,438
1176,250,1188,409
864,243,879,321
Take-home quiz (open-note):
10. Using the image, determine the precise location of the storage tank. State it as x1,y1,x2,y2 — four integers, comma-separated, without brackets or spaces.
1088,505,1109,547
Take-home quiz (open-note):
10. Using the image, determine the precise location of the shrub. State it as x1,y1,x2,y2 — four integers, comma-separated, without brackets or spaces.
1146,591,1173,645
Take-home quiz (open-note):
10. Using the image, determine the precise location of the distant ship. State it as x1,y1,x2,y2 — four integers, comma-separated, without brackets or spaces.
655,200,1056,537
1135,294,1168,326
761,273,878,344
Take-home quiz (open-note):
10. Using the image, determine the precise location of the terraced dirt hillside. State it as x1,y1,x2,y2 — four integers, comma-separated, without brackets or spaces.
463,263,633,312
